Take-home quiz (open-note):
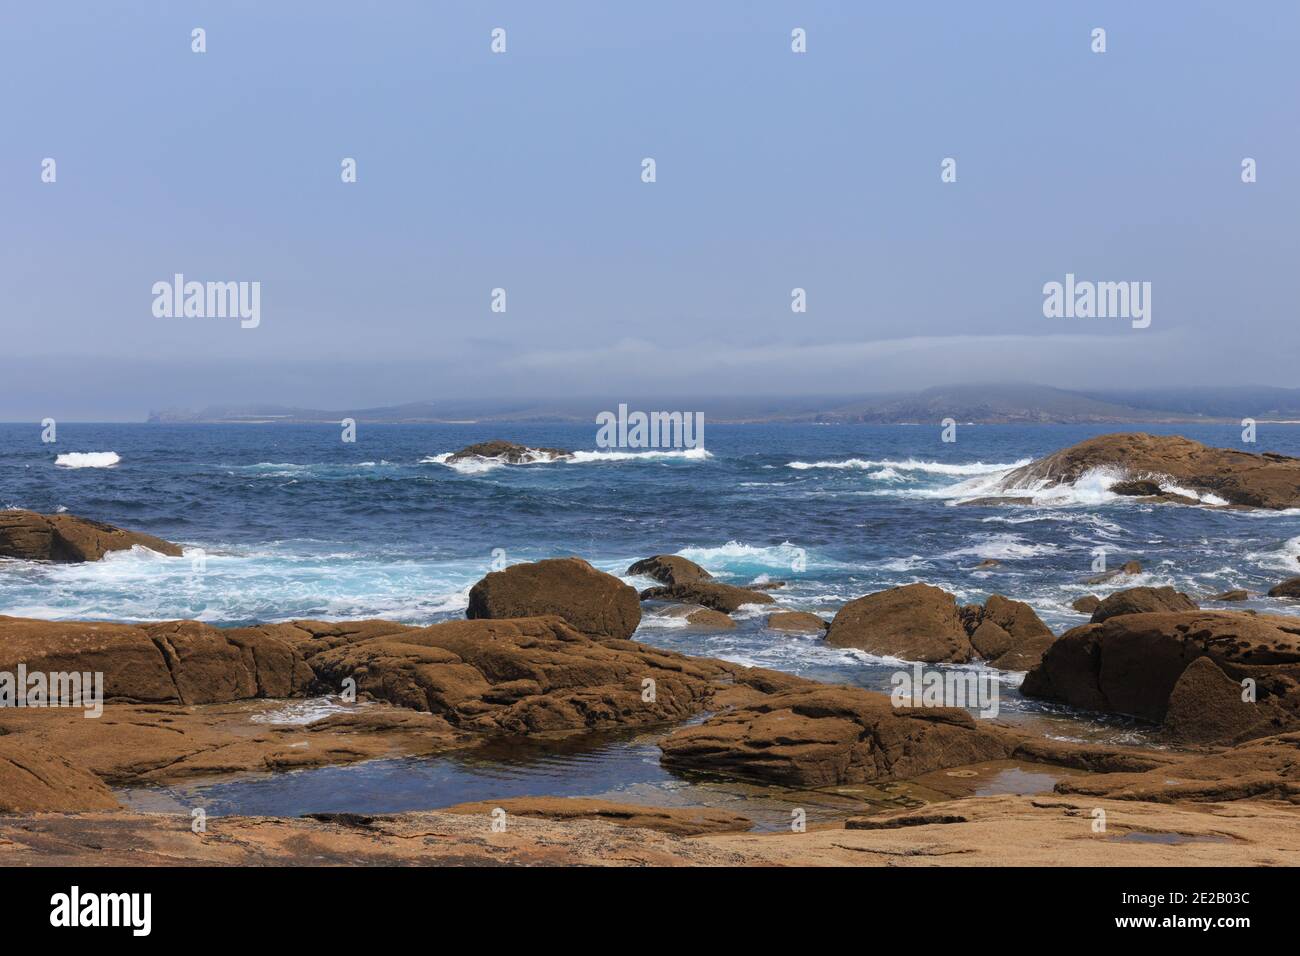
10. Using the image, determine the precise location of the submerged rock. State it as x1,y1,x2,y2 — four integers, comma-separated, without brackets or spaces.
0,510,182,562
467,557,641,641
1020,610,1300,743
626,554,713,586
1084,559,1143,585
993,433,1300,509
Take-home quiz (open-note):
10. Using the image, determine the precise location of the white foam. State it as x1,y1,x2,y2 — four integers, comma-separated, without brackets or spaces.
675,540,810,571
788,457,1030,475
54,451,120,469
941,533,1060,561
568,447,711,463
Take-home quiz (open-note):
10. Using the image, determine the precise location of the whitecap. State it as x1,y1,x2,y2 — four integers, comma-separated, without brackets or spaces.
54,451,120,469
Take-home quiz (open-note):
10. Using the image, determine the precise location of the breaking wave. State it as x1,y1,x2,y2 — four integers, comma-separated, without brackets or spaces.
54,452,120,469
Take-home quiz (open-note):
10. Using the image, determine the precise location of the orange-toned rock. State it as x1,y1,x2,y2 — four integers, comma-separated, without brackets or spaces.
467,557,641,641
0,510,182,562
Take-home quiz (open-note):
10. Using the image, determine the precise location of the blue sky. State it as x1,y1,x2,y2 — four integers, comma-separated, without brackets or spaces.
3,1,1297,419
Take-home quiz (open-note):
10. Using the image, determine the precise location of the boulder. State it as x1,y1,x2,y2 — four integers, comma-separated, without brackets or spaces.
1210,589,1249,602
654,604,735,630
766,611,829,633
824,583,972,663
1090,586,1198,623
446,440,571,463
639,581,774,614
0,510,182,562
659,685,1012,788
825,585,1054,669
992,433,1300,509
1020,611,1300,742
467,557,641,641
626,554,712,585
1071,595,1101,614
1268,577,1300,599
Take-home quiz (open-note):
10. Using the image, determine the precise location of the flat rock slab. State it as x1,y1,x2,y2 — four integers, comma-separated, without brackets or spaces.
0,510,182,562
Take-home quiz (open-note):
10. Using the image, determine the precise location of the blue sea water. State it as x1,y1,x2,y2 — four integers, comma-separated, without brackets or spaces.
10,421,1298,817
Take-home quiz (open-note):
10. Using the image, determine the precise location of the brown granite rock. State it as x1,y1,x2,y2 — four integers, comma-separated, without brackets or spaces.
766,611,829,633
626,555,712,585
659,684,1012,787
0,616,316,704
994,433,1300,509
825,585,1054,670
0,736,119,812
1071,595,1101,614
1268,577,1300,599
307,615,741,734
467,557,641,641
824,583,971,663
1085,559,1143,585
0,510,182,562
1090,586,1198,622
1210,589,1249,602
639,581,775,614
1021,611,1300,741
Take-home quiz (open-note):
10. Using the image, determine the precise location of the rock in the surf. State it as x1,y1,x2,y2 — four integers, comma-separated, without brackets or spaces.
1020,610,1300,743
639,581,775,614
825,584,1055,669
993,433,1300,510
0,510,182,563
1268,577,1300,599
1209,589,1249,602
446,440,571,463
1090,586,1198,622
766,611,829,633
466,557,641,640
626,554,713,585
1071,595,1101,614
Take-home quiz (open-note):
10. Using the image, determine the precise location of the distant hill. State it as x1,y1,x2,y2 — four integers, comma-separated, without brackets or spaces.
147,385,1300,425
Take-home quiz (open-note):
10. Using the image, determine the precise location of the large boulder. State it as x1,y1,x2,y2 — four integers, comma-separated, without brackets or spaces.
825,583,971,663
0,616,315,704
447,440,571,463
992,433,1300,509
766,611,829,633
639,581,774,614
1020,611,1300,742
0,510,182,562
467,557,641,640
626,554,712,585
659,685,1012,787
1090,586,1198,622
824,585,1054,669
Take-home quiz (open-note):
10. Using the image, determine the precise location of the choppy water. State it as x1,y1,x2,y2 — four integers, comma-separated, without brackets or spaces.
5,421,1299,816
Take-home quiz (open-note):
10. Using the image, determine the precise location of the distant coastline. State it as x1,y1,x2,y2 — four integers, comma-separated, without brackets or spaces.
144,384,1300,427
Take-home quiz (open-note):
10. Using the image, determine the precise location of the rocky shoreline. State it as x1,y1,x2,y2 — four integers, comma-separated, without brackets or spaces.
3,430,1300,866
2,550,1299,865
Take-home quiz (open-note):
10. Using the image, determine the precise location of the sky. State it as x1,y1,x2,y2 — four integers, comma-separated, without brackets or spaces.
2,1,1298,420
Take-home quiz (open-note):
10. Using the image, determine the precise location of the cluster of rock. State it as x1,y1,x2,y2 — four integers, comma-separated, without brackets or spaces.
823,582,1053,670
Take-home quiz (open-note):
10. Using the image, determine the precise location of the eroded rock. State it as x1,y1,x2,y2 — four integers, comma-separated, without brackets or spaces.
467,557,641,641
0,510,182,562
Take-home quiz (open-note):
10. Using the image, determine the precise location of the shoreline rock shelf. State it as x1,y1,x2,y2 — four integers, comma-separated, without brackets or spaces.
0,510,182,562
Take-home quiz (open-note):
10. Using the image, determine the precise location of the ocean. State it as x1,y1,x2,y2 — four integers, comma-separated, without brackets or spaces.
5,421,1299,819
